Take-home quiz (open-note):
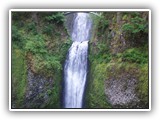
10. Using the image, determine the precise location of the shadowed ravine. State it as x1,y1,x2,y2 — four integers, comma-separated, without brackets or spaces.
64,13,92,108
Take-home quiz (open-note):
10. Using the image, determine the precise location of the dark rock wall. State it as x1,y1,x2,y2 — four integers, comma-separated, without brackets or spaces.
24,69,54,108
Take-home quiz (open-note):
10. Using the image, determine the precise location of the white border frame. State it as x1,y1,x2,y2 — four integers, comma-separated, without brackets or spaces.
9,9,151,111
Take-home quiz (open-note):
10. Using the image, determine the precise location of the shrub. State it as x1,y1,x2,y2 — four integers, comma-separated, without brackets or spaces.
26,22,37,34
25,34,47,54
12,25,24,47
122,16,148,34
45,12,65,24
122,48,148,64
42,25,54,36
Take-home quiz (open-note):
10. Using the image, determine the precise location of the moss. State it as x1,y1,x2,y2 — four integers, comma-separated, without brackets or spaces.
137,64,149,105
12,45,27,108
122,14,128,21
85,62,112,108
48,70,62,108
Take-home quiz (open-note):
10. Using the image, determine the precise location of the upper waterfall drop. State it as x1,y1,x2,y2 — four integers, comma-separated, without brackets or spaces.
71,13,92,42
64,13,92,108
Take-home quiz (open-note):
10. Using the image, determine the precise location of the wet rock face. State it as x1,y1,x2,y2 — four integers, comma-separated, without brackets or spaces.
105,74,140,108
65,13,76,37
24,70,53,108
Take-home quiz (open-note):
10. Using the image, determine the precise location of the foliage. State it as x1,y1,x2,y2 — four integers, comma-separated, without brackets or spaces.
45,12,65,24
25,34,47,54
122,17,148,34
12,12,31,21
26,22,37,34
90,13,109,36
12,12,70,108
121,48,148,64
98,18,109,34
122,23,134,32
122,15,148,34
42,24,54,36
131,16,148,33
12,25,21,42
87,12,149,108
122,12,148,46
12,25,26,48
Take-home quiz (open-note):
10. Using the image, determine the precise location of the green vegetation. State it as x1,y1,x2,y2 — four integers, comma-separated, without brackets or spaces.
122,15,148,34
12,45,27,108
137,64,149,106
86,62,112,108
121,47,148,64
11,12,71,108
45,12,65,24
12,11,149,109
86,12,149,108
122,12,148,47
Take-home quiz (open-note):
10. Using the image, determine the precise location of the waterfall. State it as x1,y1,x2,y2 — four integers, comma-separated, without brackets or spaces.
64,13,92,108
